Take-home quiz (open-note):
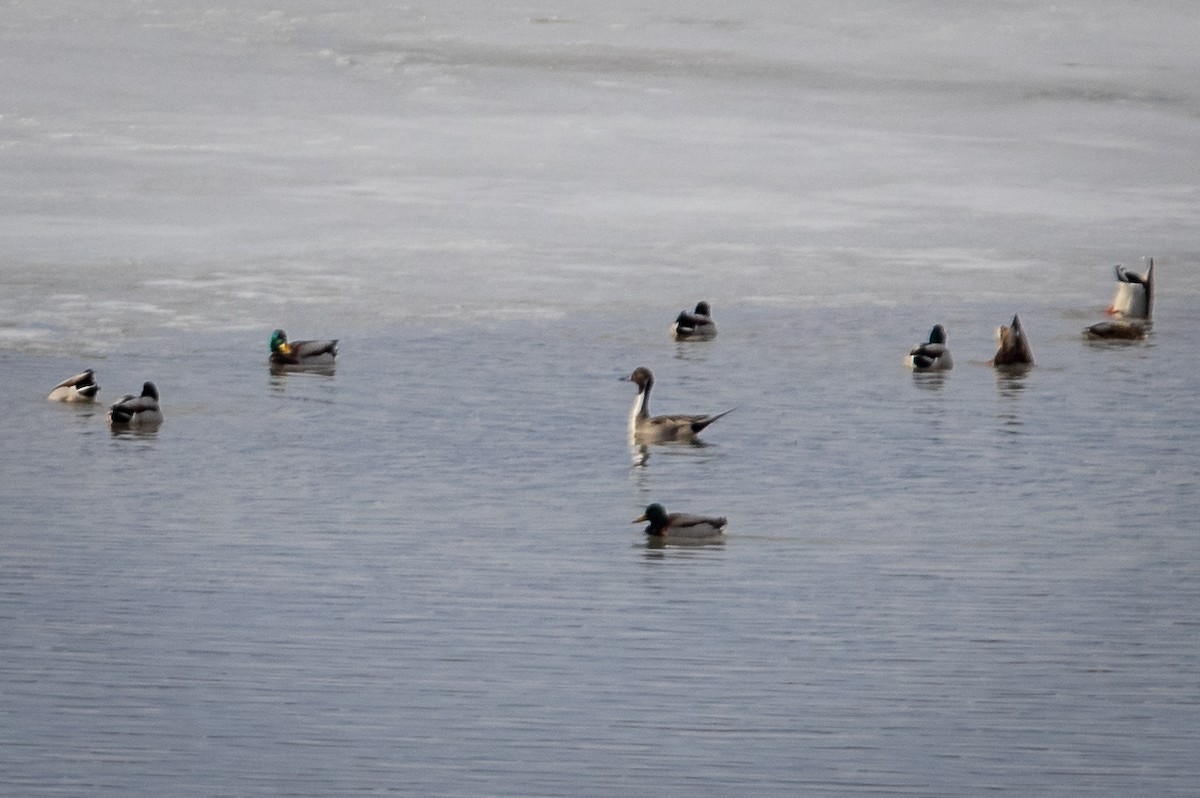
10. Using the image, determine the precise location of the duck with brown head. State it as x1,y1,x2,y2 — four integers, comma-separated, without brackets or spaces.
625,366,734,444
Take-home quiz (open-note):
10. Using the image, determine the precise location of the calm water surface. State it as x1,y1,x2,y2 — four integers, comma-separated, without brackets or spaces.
3,299,1198,796
3,0,1200,795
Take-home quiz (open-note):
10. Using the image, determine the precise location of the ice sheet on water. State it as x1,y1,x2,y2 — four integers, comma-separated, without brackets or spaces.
1,0,1198,347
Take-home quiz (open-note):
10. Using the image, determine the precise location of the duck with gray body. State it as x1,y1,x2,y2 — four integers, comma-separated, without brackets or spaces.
625,366,734,444
671,301,717,340
269,329,338,366
107,381,163,428
633,503,727,540
47,369,100,402
905,324,953,371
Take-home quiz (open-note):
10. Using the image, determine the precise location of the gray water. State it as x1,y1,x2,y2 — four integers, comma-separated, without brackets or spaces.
2,2,1199,796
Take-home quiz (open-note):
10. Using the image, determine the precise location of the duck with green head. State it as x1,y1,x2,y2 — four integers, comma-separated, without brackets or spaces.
633,503,727,540
269,329,338,366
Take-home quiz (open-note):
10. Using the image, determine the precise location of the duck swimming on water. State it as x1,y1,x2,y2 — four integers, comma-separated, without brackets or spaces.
625,366,734,444
269,329,338,367
633,503,727,540
905,324,953,372
671,301,717,341
107,381,163,428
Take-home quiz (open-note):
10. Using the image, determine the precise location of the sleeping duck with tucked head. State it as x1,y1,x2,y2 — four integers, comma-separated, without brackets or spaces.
625,366,734,444
47,369,100,402
633,503,727,541
905,324,953,372
671,301,717,341
106,381,163,428
269,329,338,367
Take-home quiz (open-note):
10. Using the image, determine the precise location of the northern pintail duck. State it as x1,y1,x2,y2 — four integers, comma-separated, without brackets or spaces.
1084,320,1147,341
905,324,953,372
1107,258,1154,319
671,301,717,340
269,329,338,366
47,369,100,402
107,381,163,428
625,366,733,444
633,503,727,540
990,314,1034,367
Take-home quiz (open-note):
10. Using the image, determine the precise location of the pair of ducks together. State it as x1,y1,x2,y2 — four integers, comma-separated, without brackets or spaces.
47,370,163,428
47,330,340,429
904,259,1156,372
904,314,1033,372
625,367,731,541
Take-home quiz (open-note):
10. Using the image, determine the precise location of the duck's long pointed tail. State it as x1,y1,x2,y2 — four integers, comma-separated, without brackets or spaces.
691,406,738,434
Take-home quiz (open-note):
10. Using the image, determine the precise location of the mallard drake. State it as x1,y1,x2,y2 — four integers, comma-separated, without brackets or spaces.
671,301,717,340
107,381,163,428
990,314,1034,367
633,503,727,540
905,324,953,371
625,366,734,444
1107,258,1154,319
269,329,338,366
47,369,100,402
1084,320,1147,341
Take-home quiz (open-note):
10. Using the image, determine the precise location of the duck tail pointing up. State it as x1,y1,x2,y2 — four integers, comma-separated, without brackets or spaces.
691,406,738,434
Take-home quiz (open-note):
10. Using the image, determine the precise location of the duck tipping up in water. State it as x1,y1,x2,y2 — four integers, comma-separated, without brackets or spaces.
633,503,727,541
1084,320,1147,341
1107,258,1154,319
625,366,734,444
671,301,717,341
107,382,163,428
905,324,953,372
47,369,100,402
989,314,1034,367
269,329,338,366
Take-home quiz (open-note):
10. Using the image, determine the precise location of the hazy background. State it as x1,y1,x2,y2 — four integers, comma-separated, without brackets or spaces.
2,3,1198,796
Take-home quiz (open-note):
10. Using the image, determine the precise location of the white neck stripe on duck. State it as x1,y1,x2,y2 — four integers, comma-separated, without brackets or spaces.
627,367,654,431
